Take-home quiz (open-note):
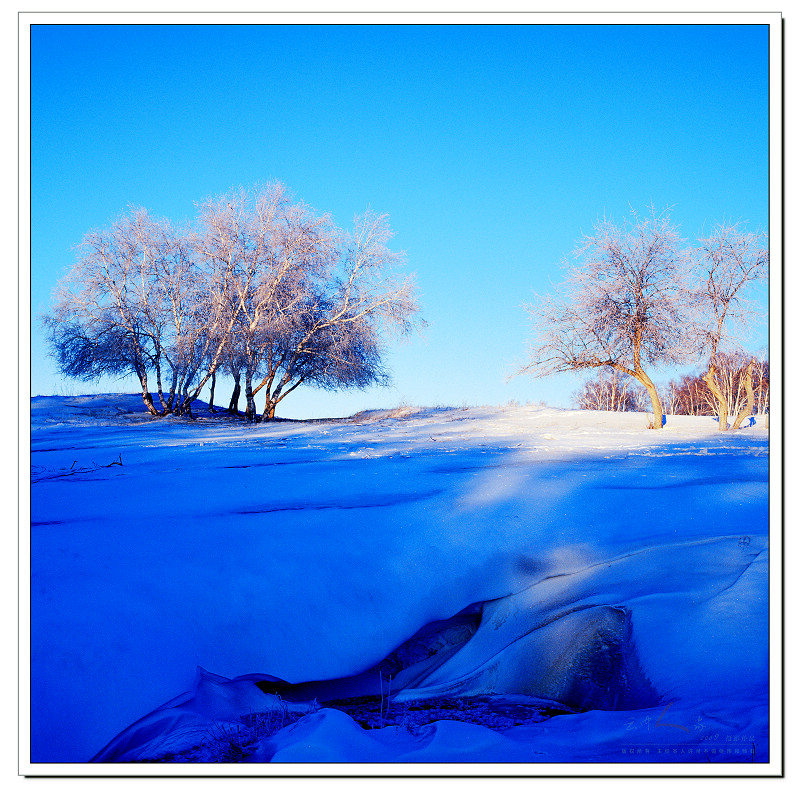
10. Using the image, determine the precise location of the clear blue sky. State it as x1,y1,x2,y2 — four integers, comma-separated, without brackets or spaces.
29,23,770,417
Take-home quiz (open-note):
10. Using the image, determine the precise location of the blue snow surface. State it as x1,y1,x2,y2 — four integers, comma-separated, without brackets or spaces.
28,395,771,767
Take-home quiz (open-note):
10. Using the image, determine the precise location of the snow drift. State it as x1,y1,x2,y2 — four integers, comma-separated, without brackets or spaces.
29,395,770,765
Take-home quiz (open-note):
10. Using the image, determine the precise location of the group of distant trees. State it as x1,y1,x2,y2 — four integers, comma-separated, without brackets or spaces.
662,352,769,419
572,368,643,413
573,352,769,421
520,208,768,430
44,184,422,421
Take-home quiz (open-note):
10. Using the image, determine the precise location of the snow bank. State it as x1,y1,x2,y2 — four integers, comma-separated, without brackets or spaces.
29,395,770,764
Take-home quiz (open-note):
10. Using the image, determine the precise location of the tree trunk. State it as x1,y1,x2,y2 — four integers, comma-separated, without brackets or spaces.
154,358,168,414
702,365,728,431
228,372,241,415
731,359,756,430
172,388,195,417
142,391,159,416
136,370,160,416
208,372,217,413
262,397,277,421
258,375,305,423
634,368,663,429
244,370,257,421
163,372,178,415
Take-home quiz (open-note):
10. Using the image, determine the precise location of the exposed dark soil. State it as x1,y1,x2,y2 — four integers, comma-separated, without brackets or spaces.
133,694,576,763
325,694,575,731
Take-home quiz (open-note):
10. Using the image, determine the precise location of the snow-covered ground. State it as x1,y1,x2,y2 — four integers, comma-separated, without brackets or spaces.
27,395,771,770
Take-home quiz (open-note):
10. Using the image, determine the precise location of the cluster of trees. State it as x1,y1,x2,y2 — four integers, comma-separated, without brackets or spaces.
574,352,769,420
521,208,768,430
663,352,769,418
572,368,644,412
44,184,422,421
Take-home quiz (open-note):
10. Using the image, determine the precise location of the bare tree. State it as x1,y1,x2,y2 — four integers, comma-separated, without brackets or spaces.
520,208,699,428
44,206,237,417
752,353,769,416
665,374,713,416
45,186,423,420
44,208,185,415
194,187,421,421
573,368,641,412
695,221,768,430
661,380,683,416
661,351,769,419
712,350,754,423
249,209,421,421
197,185,338,420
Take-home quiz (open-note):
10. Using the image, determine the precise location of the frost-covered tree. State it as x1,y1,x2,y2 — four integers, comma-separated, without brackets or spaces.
196,186,421,421
43,207,236,417
752,354,770,416
661,379,683,416
572,368,642,412
520,208,699,429
695,221,768,430
194,184,333,419
44,208,195,415
665,352,769,419
246,208,421,421
45,186,422,420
